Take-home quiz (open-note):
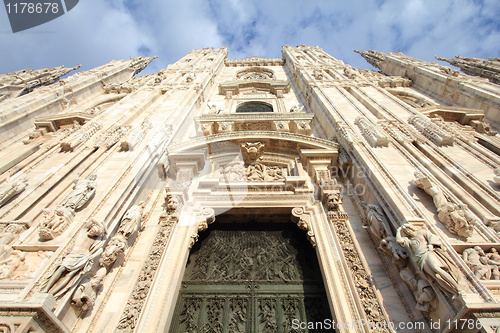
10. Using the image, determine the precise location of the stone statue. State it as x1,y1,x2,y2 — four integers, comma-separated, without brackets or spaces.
325,193,343,211
494,167,500,185
0,173,27,207
470,120,497,136
246,163,264,181
462,246,491,280
0,224,26,257
414,172,473,238
62,174,97,211
313,69,324,81
166,194,181,213
207,103,219,114
484,248,500,280
289,105,304,113
379,236,409,268
361,201,388,239
414,172,447,208
396,224,463,297
42,218,106,297
117,202,145,239
71,267,106,313
437,203,474,238
264,166,285,181
220,162,246,182
39,205,75,240
184,72,195,83
0,250,26,280
400,270,435,312
99,234,127,268
344,65,358,79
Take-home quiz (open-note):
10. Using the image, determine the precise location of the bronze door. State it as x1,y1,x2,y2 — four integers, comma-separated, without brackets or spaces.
169,223,333,333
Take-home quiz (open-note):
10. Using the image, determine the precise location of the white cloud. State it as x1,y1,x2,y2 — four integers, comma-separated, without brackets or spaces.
0,0,498,75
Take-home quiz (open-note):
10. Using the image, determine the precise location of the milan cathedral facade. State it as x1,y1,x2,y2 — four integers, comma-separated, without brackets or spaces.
0,46,499,332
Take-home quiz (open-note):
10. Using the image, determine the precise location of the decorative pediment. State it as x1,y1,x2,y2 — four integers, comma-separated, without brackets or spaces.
34,112,94,132
419,105,484,124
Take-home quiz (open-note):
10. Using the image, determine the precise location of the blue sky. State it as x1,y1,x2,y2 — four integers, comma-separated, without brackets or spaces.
0,0,499,76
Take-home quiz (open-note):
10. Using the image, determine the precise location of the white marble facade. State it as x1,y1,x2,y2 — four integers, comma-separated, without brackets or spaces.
0,46,499,332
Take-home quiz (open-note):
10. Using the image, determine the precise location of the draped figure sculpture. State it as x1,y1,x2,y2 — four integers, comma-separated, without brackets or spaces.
62,174,97,211
42,218,106,297
396,224,464,297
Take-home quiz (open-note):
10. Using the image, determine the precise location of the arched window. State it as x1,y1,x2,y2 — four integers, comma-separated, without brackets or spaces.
236,102,273,113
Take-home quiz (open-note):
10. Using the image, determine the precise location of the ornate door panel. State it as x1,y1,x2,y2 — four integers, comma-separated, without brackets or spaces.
169,223,333,333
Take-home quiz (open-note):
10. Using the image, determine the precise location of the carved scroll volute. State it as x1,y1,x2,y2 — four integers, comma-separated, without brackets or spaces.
188,207,216,250
197,207,215,232
291,207,316,248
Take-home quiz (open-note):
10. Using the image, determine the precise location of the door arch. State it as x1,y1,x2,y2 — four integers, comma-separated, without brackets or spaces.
168,215,333,333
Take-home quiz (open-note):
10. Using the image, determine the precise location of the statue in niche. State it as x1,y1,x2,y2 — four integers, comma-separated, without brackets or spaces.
437,203,474,238
414,171,473,238
414,172,447,208
41,218,106,297
71,266,106,313
246,163,264,181
484,248,500,280
0,224,26,257
39,205,75,240
379,236,409,268
0,172,27,207
462,246,491,280
62,174,97,211
400,270,435,313
396,224,464,297
469,120,497,136
0,250,26,280
117,202,145,239
313,69,324,81
361,201,388,240
264,166,285,181
289,105,304,113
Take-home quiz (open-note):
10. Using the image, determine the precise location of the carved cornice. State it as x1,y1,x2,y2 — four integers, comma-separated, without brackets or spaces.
197,113,314,137
198,113,313,122
168,131,338,154
225,57,284,67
